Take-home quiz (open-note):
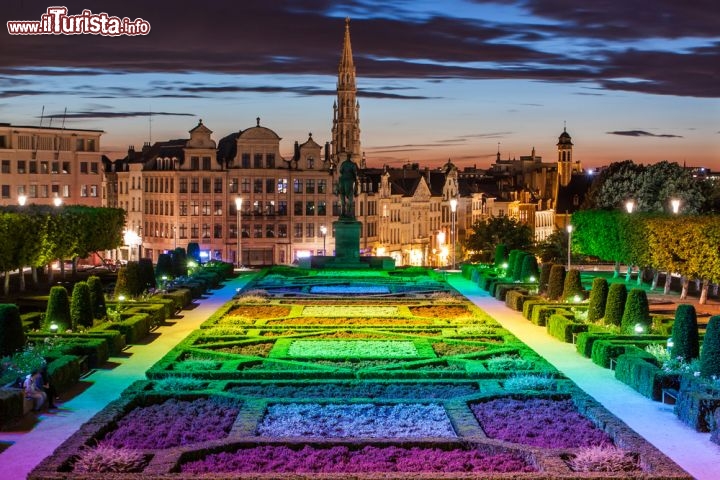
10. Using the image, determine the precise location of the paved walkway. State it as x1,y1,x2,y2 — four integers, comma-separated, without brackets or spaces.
449,274,720,480
0,274,253,479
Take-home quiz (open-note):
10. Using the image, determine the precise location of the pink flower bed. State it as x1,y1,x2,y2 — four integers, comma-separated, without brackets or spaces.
471,397,611,448
101,398,240,449
181,445,536,473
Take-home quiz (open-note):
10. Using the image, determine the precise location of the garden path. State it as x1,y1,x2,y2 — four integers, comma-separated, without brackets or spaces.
0,274,254,480
449,273,720,480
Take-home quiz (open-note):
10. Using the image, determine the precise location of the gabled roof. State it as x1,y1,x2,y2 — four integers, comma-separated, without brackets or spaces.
555,174,593,214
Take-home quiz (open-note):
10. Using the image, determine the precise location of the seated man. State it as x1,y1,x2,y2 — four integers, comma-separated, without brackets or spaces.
23,370,47,412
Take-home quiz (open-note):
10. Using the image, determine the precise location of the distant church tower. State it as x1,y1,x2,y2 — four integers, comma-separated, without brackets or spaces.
331,17,361,164
557,125,573,187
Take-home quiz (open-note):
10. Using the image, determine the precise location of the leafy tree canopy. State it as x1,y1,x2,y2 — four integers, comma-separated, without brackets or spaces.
464,216,533,261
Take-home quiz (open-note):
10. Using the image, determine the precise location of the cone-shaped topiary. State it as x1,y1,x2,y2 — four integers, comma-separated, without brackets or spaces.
493,244,508,268
604,283,627,326
621,288,650,334
700,315,720,378
547,264,566,300
87,276,107,319
562,269,584,301
587,277,609,323
156,253,174,283
45,285,71,331
670,304,700,361
187,242,200,262
506,250,520,278
512,252,528,281
0,304,25,357
520,254,540,283
138,258,156,291
172,248,188,277
71,281,93,329
114,262,144,298
539,262,553,295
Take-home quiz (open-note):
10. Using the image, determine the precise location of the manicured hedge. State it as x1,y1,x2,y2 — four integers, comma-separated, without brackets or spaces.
604,283,627,326
46,354,82,394
591,339,665,369
538,262,552,295
546,265,565,300
701,315,720,378
561,269,584,301
162,288,193,310
0,387,24,428
45,285,71,331
675,374,720,432
671,304,700,361
586,277,608,323
505,291,538,312
0,304,25,356
28,331,126,356
615,351,679,401
87,275,107,320
547,313,587,343
621,288,651,334
70,281,93,329
576,332,668,359
98,312,152,344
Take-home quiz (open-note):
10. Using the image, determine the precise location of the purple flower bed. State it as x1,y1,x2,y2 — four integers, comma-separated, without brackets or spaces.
181,445,536,473
228,382,479,399
471,397,612,448
101,398,240,449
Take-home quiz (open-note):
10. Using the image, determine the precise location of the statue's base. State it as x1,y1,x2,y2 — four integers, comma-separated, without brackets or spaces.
299,255,395,271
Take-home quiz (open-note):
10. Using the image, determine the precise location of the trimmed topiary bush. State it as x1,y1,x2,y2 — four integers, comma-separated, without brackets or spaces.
671,304,700,362
172,248,188,277
547,265,566,300
621,288,650,334
587,278,609,323
87,276,107,320
604,283,627,326
520,254,539,283
507,250,520,278
114,262,144,298
493,244,508,268
71,281,94,329
538,262,552,295
187,242,200,262
138,258,156,291
512,252,528,281
156,253,174,283
700,315,720,378
0,304,25,356
562,269,584,301
45,285,71,331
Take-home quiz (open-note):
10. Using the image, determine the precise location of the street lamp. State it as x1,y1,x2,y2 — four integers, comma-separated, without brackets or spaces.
320,225,327,255
450,198,458,270
235,197,243,269
670,198,681,214
18,194,27,206
625,199,635,214
566,224,573,270
53,196,63,207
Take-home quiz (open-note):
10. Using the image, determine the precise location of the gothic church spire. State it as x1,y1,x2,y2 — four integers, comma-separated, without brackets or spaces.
331,17,361,164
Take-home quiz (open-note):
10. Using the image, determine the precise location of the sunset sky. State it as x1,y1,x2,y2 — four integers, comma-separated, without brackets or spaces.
2,0,718,169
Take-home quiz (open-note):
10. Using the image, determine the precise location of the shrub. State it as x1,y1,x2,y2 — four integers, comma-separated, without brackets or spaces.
70,281,93,329
604,283,627,326
621,289,650,334
0,304,25,357
138,258,156,291
155,253,174,282
701,315,720,378
187,242,200,262
520,255,539,283
154,376,206,391
114,262,144,298
562,269,584,301
587,278,609,323
547,265,566,300
671,304,700,361
512,252,528,281
172,247,188,277
504,373,555,391
73,445,147,473
45,285,71,331
87,276,106,319
493,244,507,268
486,354,533,371
568,445,638,472
538,262,552,295
507,250,520,278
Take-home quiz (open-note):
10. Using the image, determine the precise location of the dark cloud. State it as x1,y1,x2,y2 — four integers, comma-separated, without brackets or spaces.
178,84,433,99
44,111,195,119
606,130,684,138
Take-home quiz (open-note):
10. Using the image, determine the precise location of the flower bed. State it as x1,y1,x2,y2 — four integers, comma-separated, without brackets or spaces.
226,305,291,318
471,397,611,448
409,305,470,319
257,403,457,438
215,342,275,357
433,342,487,357
181,444,535,474
100,398,240,449
301,305,399,317
309,285,391,294
228,381,479,399
267,317,434,326
286,340,420,358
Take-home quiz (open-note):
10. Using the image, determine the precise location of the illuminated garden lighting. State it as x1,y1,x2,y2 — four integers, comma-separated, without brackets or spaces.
634,323,645,334
188,260,197,268
529,276,536,283
53,196,63,207
501,262,508,269
625,199,635,214
666,338,674,350
573,294,582,303
670,198,681,214
118,294,126,302
49,322,58,333
18,194,27,206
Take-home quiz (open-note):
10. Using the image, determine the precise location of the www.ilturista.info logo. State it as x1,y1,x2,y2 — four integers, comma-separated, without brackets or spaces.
7,7,150,36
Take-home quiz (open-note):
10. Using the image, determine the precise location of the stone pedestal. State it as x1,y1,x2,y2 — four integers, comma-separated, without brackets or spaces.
333,219,361,261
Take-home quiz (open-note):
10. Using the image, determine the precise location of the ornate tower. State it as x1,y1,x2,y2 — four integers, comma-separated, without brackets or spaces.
331,17,361,164
557,125,573,187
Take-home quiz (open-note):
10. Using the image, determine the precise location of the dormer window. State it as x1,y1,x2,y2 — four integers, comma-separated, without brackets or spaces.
307,156,315,169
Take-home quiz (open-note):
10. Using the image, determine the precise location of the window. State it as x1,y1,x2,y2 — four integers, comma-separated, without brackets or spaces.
307,156,314,169
229,223,237,239
29,185,37,198
62,161,70,174
190,156,199,170
17,185,25,195
293,179,302,193
306,201,315,216
1,160,10,173
294,223,303,238
278,224,288,238
266,178,274,194
306,223,315,238
190,200,199,215
318,179,327,194
277,178,288,194
80,162,88,174
179,224,187,239
17,160,26,174
202,156,211,170
278,200,288,216
87,139,96,152
254,224,262,238
254,179,263,194
90,163,99,174
241,153,250,168
252,200,261,215
191,224,199,238
80,185,88,197
266,153,275,168
202,200,211,216
318,200,326,216
254,153,263,168
90,185,98,197
179,201,187,216
202,178,211,193
214,201,222,216
50,162,59,174
241,178,250,193
265,201,275,215
191,178,199,193
202,223,210,238
179,178,188,193
29,161,37,174
1,185,9,198
62,185,70,198
41,161,49,174
266,224,275,237
306,179,315,194
76,138,84,151
294,201,303,215
229,178,238,193
214,178,223,193
213,224,222,238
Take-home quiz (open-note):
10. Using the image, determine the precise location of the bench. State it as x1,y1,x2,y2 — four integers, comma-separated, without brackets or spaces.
662,388,679,405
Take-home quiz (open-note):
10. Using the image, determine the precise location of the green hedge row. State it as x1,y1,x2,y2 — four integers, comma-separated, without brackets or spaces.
614,351,679,401
547,313,588,343
675,374,720,433
591,339,665,369
95,312,152,344
575,332,668,358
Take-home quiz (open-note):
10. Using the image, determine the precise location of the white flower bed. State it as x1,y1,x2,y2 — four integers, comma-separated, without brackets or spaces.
301,305,398,317
287,340,419,358
309,285,390,294
257,403,456,438
313,271,387,277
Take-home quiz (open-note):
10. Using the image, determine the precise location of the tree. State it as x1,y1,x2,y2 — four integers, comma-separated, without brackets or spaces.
582,160,645,211
0,304,25,357
604,283,627,326
535,230,566,263
115,262,144,298
547,265,566,300
87,275,107,319
587,278,609,323
465,217,533,261
45,286,71,331
670,304,699,361
70,281,93,329
621,288,650,334
700,315,720,378
562,269,584,301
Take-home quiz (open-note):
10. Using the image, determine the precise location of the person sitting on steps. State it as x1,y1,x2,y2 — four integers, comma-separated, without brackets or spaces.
23,369,47,412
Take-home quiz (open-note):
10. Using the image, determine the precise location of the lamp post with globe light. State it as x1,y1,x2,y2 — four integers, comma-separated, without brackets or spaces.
320,225,327,255
566,224,573,270
235,197,243,269
450,198,458,270
671,198,681,214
